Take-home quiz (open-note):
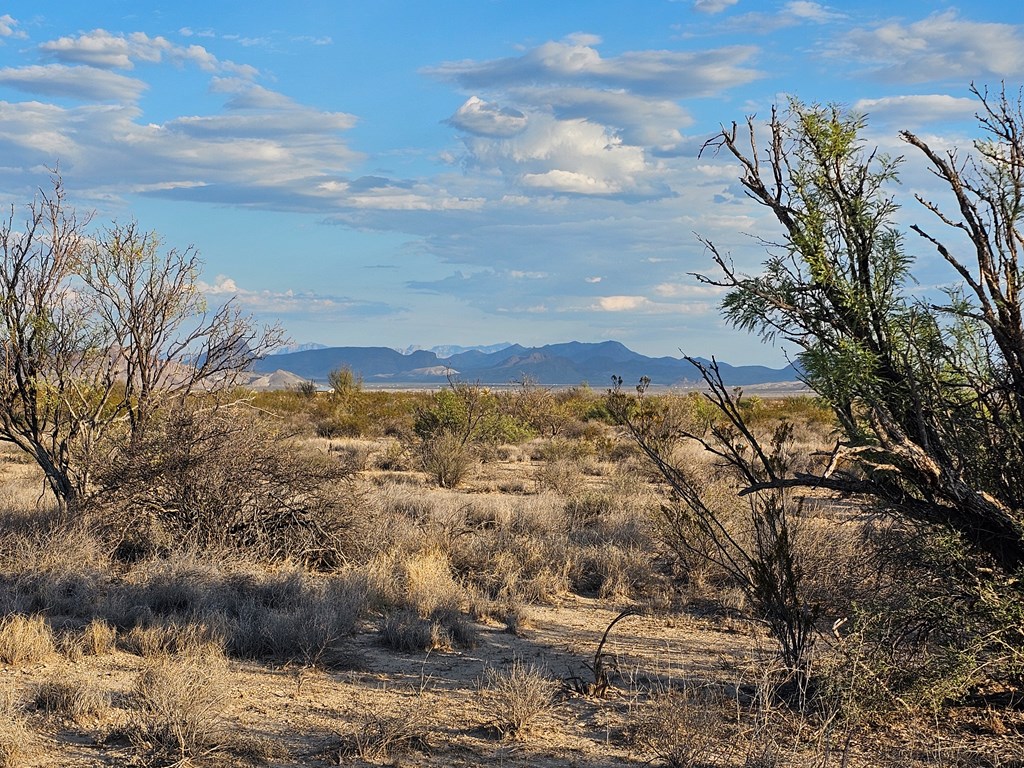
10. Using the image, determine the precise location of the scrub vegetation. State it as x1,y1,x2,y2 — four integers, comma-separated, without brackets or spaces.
2,86,1024,766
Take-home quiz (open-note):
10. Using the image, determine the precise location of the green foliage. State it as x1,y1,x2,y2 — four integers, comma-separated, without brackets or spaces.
328,365,363,398
690,88,1024,703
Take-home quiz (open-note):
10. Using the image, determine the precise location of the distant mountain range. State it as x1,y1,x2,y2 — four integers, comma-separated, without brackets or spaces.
250,340,804,389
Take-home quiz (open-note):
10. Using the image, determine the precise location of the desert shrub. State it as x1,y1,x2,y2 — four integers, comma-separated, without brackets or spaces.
121,619,225,658
333,700,431,762
92,404,356,567
420,429,475,488
480,658,558,739
378,607,477,652
571,543,653,599
327,439,373,471
125,651,228,762
33,673,111,721
564,492,615,533
374,439,411,471
0,614,55,665
368,548,465,616
293,380,318,398
450,494,572,603
628,685,737,767
535,457,586,496
229,571,367,667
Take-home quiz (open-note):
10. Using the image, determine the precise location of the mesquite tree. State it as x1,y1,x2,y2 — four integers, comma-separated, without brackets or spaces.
698,88,1024,575
0,177,281,511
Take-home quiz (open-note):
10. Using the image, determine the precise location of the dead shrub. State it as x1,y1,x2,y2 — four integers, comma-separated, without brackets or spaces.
480,658,558,739
92,405,356,567
0,614,55,665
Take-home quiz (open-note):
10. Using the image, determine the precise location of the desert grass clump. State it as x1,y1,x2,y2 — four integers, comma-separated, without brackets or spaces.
33,673,111,721
379,607,478,653
334,701,432,762
627,684,737,768
0,695,34,768
125,650,228,762
0,614,55,665
245,572,368,667
80,617,117,656
121,618,226,658
480,658,558,739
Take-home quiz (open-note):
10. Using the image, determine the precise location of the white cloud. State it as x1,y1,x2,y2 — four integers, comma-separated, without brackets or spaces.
853,94,978,126
596,295,651,311
448,96,528,137
39,29,258,79
0,64,147,102
783,1,841,23
425,36,761,98
0,14,26,39
200,275,398,318
693,0,738,13
430,36,752,200
835,11,1024,83
458,111,652,197
593,294,713,315
724,1,844,33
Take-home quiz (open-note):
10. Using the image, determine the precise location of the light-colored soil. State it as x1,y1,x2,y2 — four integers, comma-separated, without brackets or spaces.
4,598,759,767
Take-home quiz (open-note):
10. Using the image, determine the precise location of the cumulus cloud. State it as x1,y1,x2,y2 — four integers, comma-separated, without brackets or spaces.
425,37,761,98
426,36,757,200
833,11,1024,83
448,96,528,137
40,29,257,79
0,14,26,39
0,64,147,102
457,110,654,197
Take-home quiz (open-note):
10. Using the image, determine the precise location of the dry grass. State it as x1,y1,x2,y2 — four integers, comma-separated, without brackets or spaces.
333,699,432,762
0,690,34,768
80,618,118,656
480,658,559,739
0,614,55,665
124,649,229,763
0,394,1019,767
33,672,111,721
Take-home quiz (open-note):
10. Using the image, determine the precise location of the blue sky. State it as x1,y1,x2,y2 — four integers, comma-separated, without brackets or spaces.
0,1,1020,364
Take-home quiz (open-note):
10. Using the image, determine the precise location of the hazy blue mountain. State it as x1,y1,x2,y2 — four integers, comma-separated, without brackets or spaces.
251,341,802,388
400,342,515,358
